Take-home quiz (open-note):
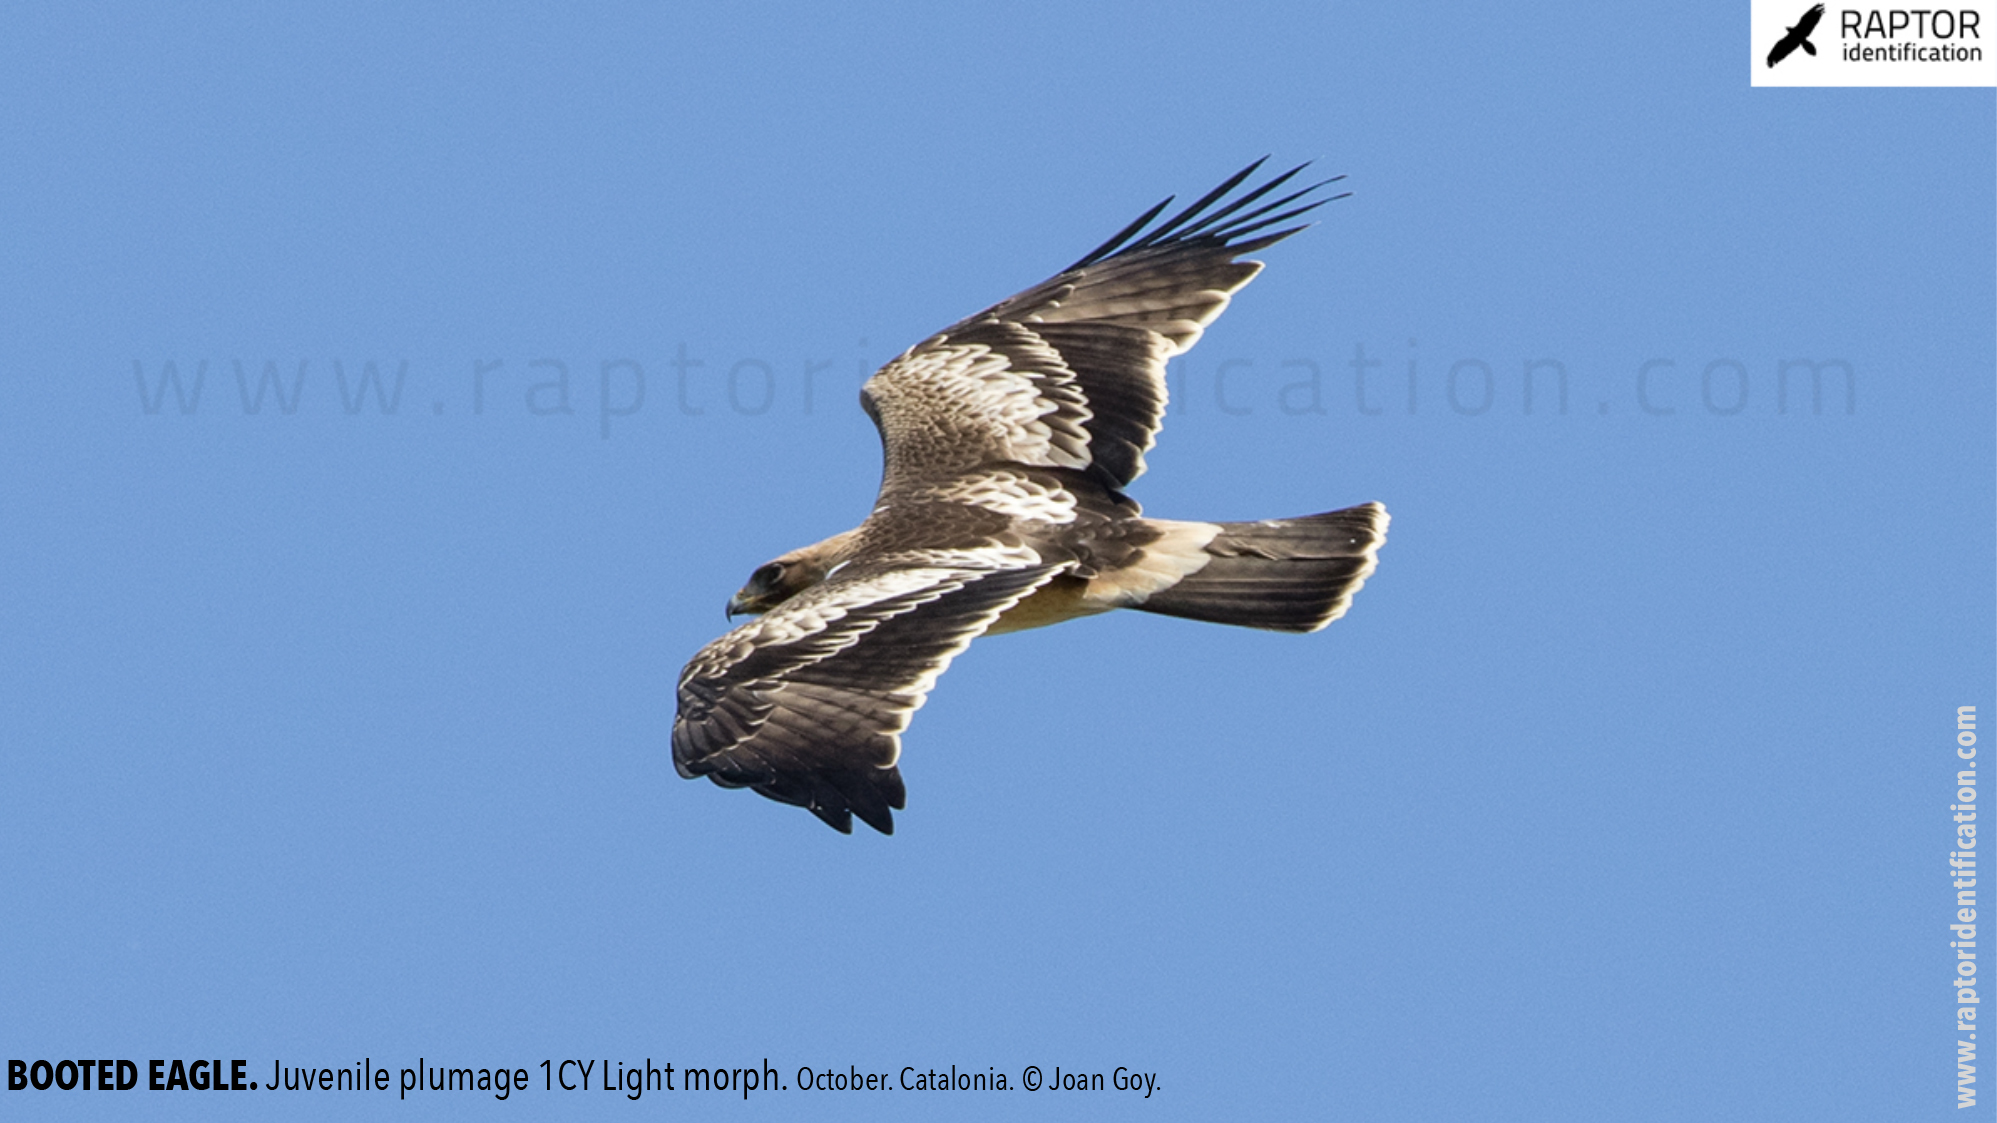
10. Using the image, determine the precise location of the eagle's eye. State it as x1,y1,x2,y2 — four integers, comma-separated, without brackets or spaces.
752,562,786,588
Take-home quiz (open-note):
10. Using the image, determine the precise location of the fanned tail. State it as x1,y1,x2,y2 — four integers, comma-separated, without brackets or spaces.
1134,503,1388,633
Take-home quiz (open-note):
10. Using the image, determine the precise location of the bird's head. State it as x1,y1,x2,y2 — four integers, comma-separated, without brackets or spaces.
725,529,863,619
726,555,815,618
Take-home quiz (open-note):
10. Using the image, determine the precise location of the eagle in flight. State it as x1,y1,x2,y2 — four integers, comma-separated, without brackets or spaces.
1766,4,1825,67
672,160,1389,834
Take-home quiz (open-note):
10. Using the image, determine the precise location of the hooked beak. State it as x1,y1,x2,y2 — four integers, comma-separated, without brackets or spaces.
726,564,789,620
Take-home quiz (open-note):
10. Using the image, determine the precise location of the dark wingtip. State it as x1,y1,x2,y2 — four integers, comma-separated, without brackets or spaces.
811,803,856,834
1066,195,1176,272
1065,159,1349,271
811,802,894,835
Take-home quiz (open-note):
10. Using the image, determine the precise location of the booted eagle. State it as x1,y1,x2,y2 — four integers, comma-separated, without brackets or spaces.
672,161,1389,834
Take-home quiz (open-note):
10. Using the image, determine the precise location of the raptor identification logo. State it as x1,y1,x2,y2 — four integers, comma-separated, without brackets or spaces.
1751,1,1997,84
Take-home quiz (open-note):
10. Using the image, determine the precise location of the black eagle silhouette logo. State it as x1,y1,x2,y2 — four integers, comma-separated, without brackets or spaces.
1767,4,1826,67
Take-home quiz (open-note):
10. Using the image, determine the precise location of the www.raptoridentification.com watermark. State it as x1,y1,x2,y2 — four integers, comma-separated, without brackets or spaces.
129,342,1858,438
1953,704,1982,1109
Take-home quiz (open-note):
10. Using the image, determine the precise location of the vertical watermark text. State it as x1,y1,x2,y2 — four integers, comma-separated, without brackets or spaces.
1953,704,1979,1109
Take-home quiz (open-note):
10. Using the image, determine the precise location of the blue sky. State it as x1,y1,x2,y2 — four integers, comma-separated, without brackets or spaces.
2,3,1991,1121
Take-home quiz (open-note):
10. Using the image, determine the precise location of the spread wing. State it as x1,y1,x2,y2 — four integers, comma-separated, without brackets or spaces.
861,159,1346,494
672,547,1065,834
1768,4,1824,64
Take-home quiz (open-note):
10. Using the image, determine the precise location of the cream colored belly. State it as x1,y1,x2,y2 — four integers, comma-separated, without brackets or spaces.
984,520,1223,635
985,575,1109,635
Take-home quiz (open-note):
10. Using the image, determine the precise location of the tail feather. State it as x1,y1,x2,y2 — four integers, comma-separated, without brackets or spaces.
1134,503,1387,633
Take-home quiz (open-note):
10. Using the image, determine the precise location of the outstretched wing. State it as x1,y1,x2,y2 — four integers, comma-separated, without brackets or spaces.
1768,4,1824,65
672,547,1065,834
862,160,1345,494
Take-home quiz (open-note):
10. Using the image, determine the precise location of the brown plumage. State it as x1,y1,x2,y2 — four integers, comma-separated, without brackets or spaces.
673,160,1389,834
